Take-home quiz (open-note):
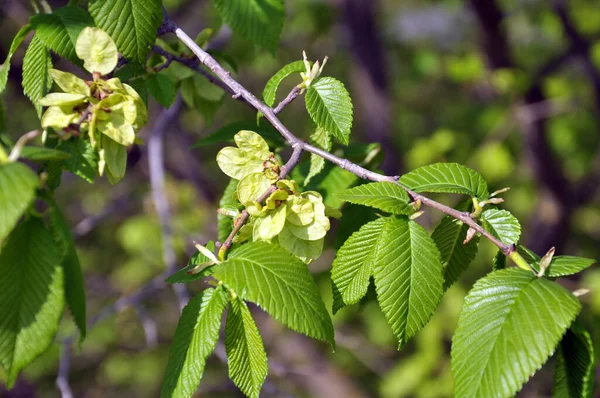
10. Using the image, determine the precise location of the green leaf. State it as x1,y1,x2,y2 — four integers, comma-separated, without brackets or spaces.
58,138,98,183
226,298,268,398
146,73,178,109
218,179,242,242
373,217,444,349
0,25,32,94
304,127,331,186
452,268,582,398
480,208,521,245
305,77,353,145
0,162,39,243
22,35,53,118
530,255,597,278
262,60,305,106
0,218,65,388
88,0,163,63
213,242,334,345
211,0,285,53
553,323,595,398
160,287,228,398
102,135,127,184
399,163,489,199
166,242,216,284
19,147,71,162
493,250,507,271
336,182,413,215
29,5,95,63
431,200,479,290
0,97,5,133
75,27,119,75
331,217,388,314
49,201,87,342
192,121,284,148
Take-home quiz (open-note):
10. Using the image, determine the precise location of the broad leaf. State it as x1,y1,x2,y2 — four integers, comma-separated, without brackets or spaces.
480,208,521,245
211,0,285,53
19,147,71,162
30,5,95,63
452,268,582,398
553,323,595,398
373,217,444,349
49,202,87,341
58,138,98,183
160,287,228,398
0,25,32,93
331,217,388,314
226,298,268,398
262,60,306,106
431,200,479,289
305,77,353,145
0,162,39,243
212,242,334,345
166,241,216,284
0,218,65,388
399,163,489,199
22,35,53,118
493,250,506,271
146,73,178,109
531,255,596,278
336,182,413,215
304,127,331,186
89,0,163,63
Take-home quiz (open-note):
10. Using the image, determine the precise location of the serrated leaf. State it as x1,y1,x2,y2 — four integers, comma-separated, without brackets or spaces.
399,163,489,199
262,60,305,106
0,97,5,132
166,242,216,284
192,121,284,148
530,255,596,278
0,162,39,243
305,77,353,145
160,287,228,398
213,242,334,345
218,179,242,242
0,218,65,388
30,5,95,63
58,138,98,183
373,217,444,349
331,217,388,314
431,200,479,290
22,35,53,118
146,73,178,109
480,208,521,245
0,25,32,94
336,182,413,215
89,0,163,63
211,0,285,53
452,268,582,398
553,323,595,398
49,201,86,342
304,127,331,186
493,250,506,271
226,298,268,398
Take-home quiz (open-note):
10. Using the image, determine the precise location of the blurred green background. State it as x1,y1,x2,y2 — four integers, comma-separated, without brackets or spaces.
0,0,598,397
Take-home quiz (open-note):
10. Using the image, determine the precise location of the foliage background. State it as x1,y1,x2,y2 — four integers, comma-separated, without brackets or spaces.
0,0,598,396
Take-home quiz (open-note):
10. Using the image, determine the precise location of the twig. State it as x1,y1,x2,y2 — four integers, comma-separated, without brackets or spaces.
273,86,301,114
163,14,523,262
148,96,190,311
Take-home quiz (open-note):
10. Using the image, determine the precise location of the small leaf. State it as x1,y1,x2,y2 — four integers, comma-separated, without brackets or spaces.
226,298,268,398
102,135,127,184
305,77,353,145
0,218,65,388
38,92,87,107
331,217,388,314
530,255,596,277
166,242,216,284
480,208,521,245
23,35,53,118
58,137,98,183
49,69,90,96
253,205,287,241
211,0,285,53
192,121,283,148
75,27,118,75
0,162,39,243
452,268,582,398
160,287,228,398
399,163,489,199
493,250,507,271
218,179,242,242
213,242,334,345
216,131,273,180
0,25,32,94
49,201,87,342
336,182,413,215
277,225,324,263
29,5,95,63
89,0,163,63
237,172,271,206
304,127,331,186
146,73,178,109
373,217,444,349
262,60,306,106
431,199,479,290
553,323,595,398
